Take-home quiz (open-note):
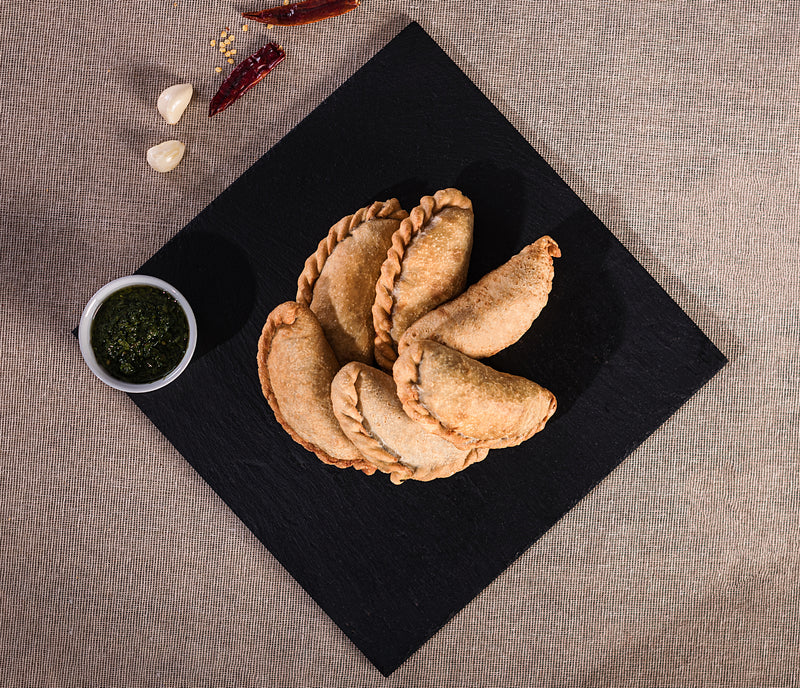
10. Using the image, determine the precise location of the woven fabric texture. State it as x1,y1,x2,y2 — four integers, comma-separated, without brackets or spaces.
2,1,799,686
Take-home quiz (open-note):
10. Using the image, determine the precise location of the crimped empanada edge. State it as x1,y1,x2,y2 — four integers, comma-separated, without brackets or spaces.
331,362,489,484
330,362,414,484
372,188,473,370
393,340,558,450
409,447,490,483
256,301,375,472
296,198,408,307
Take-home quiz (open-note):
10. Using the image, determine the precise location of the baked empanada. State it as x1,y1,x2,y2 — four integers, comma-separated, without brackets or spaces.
331,362,489,484
399,236,561,359
373,188,474,370
393,340,557,450
257,301,371,471
297,199,408,365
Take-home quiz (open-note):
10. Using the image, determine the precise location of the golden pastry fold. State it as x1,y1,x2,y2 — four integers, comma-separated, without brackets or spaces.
393,340,557,450
399,236,561,359
331,362,489,484
373,188,474,370
257,301,371,471
297,198,408,365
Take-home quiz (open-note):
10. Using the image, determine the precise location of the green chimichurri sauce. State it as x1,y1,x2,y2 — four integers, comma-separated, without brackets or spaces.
90,285,189,384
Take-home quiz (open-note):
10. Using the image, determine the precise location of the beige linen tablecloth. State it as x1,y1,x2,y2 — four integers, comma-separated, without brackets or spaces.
2,1,798,685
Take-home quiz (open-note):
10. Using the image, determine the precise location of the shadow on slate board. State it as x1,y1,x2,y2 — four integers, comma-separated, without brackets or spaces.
111,22,728,676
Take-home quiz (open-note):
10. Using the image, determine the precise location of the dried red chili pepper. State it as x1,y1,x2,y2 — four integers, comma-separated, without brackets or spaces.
209,43,286,117
242,0,360,27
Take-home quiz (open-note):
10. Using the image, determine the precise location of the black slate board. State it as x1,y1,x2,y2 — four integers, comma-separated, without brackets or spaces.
117,23,726,675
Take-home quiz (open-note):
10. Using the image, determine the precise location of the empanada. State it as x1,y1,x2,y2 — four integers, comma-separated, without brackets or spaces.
373,188,474,370
399,236,561,359
297,199,408,365
257,301,371,471
393,340,557,450
331,362,489,484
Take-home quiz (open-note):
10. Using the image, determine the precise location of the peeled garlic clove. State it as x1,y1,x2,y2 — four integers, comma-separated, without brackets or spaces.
157,83,193,125
147,140,186,172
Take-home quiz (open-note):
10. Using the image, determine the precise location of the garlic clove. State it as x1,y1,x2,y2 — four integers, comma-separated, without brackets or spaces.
147,140,186,173
157,83,194,125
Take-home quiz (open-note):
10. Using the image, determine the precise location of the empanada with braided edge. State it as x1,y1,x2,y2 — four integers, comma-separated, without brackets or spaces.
257,301,373,472
331,362,489,484
297,199,408,365
393,340,556,450
372,188,474,370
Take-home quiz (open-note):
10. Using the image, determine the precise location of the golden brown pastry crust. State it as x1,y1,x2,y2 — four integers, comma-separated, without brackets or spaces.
399,236,561,359
331,362,489,484
296,199,408,365
256,301,374,472
372,188,474,370
393,340,557,450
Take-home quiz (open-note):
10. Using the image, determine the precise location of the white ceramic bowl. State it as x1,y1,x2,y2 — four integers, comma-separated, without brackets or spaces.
79,275,197,393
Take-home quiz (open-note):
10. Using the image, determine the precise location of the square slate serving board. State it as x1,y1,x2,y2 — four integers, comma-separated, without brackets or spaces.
120,22,726,675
